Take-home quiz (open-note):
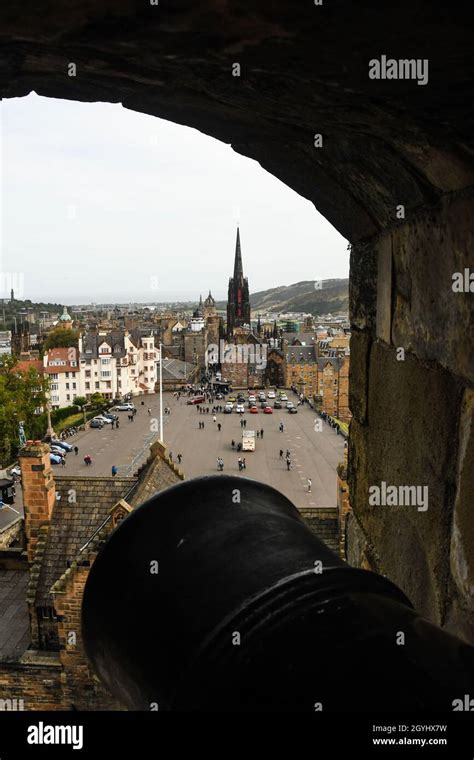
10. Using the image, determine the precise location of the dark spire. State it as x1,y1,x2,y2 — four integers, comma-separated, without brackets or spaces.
257,314,262,335
233,227,243,280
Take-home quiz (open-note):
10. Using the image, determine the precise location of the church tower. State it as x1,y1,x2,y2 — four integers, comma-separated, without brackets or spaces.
226,227,250,337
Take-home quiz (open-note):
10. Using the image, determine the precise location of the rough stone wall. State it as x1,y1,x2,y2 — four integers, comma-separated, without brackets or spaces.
0,518,23,550
348,190,474,642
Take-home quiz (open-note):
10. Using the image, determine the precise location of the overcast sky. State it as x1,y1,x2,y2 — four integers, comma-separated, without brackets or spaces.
1,93,348,305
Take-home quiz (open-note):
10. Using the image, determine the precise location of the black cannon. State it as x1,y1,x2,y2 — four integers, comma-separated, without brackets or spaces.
82,476,474,711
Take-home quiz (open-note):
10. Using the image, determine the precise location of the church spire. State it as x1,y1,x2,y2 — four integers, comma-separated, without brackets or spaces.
233,227,243,281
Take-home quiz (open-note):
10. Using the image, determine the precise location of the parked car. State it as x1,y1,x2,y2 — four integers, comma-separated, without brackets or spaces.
115,403,135,411
50,453,63,465
90,419,104,429
288,407,298,414
249,406,259,414
263,406,273,414
187,396,205,405
260,401,268,408
215,393,224,399
51,439,73,452
235,404,245,414
228,396,237,403
50,446,66,457
280,393,288,401
93,415,113,425
102,412,119,422
267,391,276,399
286,401,294,409
273,401,283,409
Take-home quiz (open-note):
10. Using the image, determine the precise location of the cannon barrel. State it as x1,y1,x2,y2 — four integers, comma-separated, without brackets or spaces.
82,476,474,711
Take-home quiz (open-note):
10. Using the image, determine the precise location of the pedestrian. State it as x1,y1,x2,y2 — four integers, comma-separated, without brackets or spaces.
148,407,151,415
133,408,137,416
242,458,246,469
279,449,283,458
307,478,312,493
286,449,290,458
231,439,235,449
217,457,221,471
257,431,260,439
111,419,115,429
244,419,247,428
177,453,182,464
74,446,79,456
286,458,291,471
116,419,119,429
202,422,205,429
238,458,242,471
217,423,221,432
60,456,66,467
112,465,118,477
213,415,217,423
169,452,173,462
260,429,264,438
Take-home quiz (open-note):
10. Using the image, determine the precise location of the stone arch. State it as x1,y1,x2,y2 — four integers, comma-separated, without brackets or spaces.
1,1,472,640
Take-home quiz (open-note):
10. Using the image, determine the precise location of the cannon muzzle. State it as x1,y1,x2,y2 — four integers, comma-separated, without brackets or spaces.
82,476,474,711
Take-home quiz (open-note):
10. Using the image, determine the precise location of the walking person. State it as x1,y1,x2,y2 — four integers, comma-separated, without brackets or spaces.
112,465,118,477
260,429,264,439
242,458,246,469
244,419,247,428
279,449,283,458
238,458,242,471
177,453,182,465
257,430,260,439
217,422,221,432
169,452,173,462
307,478,312,494
116,419,119,429
74,446,79,456
148,407,151,415
111,419,115,429
286,449,291,459
286,457,291,471
213,415,217,423
231,439,235,449
60,456,66,467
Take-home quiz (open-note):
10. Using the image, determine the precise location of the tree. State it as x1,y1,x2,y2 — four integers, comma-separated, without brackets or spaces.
90,392,106,408
0,355,49,465
43,329,79,351
74,396,87,409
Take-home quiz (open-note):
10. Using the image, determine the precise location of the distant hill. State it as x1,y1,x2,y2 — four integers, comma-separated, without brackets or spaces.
219,278,348,316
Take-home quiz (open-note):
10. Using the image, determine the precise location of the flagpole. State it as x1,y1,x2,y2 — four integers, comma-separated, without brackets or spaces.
159,342,163,442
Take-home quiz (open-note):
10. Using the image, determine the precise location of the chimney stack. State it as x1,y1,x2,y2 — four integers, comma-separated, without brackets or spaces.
19,441,55,563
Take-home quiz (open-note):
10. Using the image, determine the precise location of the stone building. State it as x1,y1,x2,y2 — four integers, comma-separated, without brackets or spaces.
316,356,351,422
0,438,183,710
226,228,250,337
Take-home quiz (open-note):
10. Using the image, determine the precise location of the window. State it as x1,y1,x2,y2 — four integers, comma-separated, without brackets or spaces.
66,394,70,401
85,382,90,390
85,370,91,378
72,383,76,390
50,383,58,390
95,382,100,389
65,383,69,389
50,373,58,380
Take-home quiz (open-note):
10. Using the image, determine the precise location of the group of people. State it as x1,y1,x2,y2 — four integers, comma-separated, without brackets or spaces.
237,457,247,471
280,448,292,470
239,418,248,428
216,457,224,471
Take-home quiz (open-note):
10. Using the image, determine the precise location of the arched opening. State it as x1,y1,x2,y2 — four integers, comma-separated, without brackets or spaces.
0,1,472,649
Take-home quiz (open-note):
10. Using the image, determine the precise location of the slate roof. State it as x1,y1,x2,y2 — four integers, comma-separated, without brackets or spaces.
316,356,345,371
286,345,317,362
282,332,317,346
81,332,127,359
33,477,135,607
129,441,183,508
0,569,30,660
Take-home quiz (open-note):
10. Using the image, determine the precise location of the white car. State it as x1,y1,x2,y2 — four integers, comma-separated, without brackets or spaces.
115,403,135,411
280,394,288,401
235,404,245,414
248,395,256,403
93,415,113,424
286,401,294,409
267,391,276,399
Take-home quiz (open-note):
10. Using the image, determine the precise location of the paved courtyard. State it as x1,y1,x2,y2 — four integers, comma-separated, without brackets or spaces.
58,391,345,509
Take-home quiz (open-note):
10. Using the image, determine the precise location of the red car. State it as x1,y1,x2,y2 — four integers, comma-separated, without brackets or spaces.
263,406,273,414
249,406,259,414
187,395,205,405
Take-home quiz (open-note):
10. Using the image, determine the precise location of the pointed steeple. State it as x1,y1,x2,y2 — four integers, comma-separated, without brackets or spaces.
199,294,203,307
233,227,244,280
